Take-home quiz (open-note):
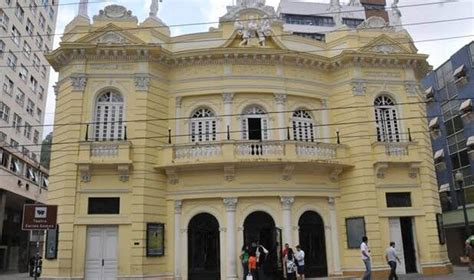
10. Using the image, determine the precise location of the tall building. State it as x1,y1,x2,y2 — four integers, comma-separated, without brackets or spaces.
43,1,450,279
0,0,57,273
277,0,392,41
422,42,474,264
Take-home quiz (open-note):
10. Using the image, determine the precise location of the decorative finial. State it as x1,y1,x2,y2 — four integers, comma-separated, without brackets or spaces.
149,0,162,18
78,0,88,18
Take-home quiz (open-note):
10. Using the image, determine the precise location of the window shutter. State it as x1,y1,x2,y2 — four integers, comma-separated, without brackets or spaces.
242,118,248,140
262,118,269,140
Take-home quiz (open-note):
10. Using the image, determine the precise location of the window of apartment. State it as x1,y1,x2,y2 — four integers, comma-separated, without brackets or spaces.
88,198,120,215
292,110,315,142
7,51,18,70
294,32,325,41
94,91,125,141
24,122,32,139
386,192,412,207
374,95,401,142
19,65,28,81
190,107,217,142
0,9,9,31
30,1,37,16
26,164,36,181
11,25,21,46
10,156,23,174
36,107,42,119
29,76,38,93
31,153,37,163
26,99,34,116
2,76,14,96
32,54,40,70
38,86,44,100
435,61,453,90
10,139,19,150
35,33,43,49
15,3,24,23
41,0,48,8
12,113,22,132
26,18,34,36
41,65,47,78
0,40,5,57
0,148,10,168
48,7,54,20
0,131,6,143
0,102,10,122
343,18,364,28
15,88,25,106
33,129,39,144
38,13,45,29
23,41,31,57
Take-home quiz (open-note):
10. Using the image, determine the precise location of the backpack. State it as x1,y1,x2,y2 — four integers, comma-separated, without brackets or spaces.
286,259,297,273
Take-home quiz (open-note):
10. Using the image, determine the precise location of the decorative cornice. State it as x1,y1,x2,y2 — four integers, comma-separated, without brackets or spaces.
352,79,367,96
223,198,238,212
280,196,295,210
134,74,151,91
70,75,87,91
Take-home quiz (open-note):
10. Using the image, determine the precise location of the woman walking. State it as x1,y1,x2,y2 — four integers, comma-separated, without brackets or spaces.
284,248,297,280
240,245,250,280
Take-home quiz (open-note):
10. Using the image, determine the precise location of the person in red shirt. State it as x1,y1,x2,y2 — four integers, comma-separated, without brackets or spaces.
248,253,257,279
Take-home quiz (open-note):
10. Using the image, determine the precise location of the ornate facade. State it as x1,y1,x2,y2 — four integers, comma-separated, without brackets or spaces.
44,1,450,279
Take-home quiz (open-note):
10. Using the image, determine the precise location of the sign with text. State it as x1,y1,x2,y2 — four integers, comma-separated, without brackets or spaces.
22,204,58,230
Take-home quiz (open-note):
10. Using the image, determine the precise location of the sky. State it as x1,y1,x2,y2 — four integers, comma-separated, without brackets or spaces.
42,0,474,137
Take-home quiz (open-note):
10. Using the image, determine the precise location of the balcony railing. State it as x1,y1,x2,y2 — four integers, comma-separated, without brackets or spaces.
78,141,132,164
372,141,420,163
157,140,348,169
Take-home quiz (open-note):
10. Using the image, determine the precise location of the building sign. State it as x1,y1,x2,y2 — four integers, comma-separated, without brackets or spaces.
22,204,58,230
146,223,165,257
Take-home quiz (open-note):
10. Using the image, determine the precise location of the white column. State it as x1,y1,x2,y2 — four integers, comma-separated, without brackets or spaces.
223,93,234,140
321,100,330,143
174,200,183,279
275,93,287,140
328,197,342,275
223,198,238,279
175,97,182,144
280,196,294,246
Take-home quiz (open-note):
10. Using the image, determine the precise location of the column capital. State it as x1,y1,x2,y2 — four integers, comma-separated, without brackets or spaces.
174,200,183,214
274,93,287,105
223,197,238,212
280,196,295,210
222,92,234,104
328,197,336,210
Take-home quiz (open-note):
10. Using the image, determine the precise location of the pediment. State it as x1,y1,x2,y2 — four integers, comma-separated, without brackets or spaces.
75,24,145,45
360,35,414,54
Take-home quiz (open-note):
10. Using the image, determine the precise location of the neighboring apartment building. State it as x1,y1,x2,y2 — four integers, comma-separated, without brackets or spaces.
42,1,452,279
277,0,391,41
423,42,474,264
0,0,57,273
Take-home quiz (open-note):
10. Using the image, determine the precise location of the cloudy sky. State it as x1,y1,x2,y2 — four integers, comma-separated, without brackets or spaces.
43,0,474,137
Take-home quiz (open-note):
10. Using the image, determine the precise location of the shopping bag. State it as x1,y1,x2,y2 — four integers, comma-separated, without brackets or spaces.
246,273,253,280
459,256,470,264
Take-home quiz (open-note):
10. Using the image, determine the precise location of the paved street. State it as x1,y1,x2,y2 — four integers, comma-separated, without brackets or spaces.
0,266,472,280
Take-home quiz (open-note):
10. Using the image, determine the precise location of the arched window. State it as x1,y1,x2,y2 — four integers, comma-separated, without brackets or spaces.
292,110,315,142
241,105,269,140
190,108,217,142
94,91,124,141
374,95,400,142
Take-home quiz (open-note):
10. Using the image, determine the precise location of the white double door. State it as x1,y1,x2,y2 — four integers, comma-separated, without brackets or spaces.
85,226,118,280
388,218,407,275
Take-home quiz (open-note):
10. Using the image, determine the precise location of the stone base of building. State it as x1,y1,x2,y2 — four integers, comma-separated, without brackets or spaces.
342,263,453,280
421,263,453,275
41,275,174,280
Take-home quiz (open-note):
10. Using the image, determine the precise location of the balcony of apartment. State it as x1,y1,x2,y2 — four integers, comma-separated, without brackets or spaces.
155,140,351,183
372,140,422,178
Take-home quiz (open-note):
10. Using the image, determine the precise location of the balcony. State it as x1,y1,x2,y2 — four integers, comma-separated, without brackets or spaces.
156,140,350,183
372,141,422,178
76,141,132,182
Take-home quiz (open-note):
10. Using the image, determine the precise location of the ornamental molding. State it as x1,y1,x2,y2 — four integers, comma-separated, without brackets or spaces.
409,163,421,179
274,93,287,105
223,198,238,212
222,93,235,104
93,5,138,23
221,1,279,22
117,165,130,182
78,165,91,183
134,74,151,91
329,167,343,182
280,196,295,210
165,168,179,185
351,80,367,96
375,163,389,179
234,16,272,47
357,16,394,31
404,81,419,97
70,75,87,91
174,200,183,214
282,164,295,181
224,165,235,181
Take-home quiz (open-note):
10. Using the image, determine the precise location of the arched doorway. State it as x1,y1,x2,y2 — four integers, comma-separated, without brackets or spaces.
243,211,282,280
188,213,220,280
298,211,328,277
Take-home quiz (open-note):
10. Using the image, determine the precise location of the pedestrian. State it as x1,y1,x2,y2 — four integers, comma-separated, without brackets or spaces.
465,234,474,273
248,252,257,280
294,245,305,280
256,241,268,279
361,236,371,280
385,242,401,280
241,245,250,280
285,248,298,280
282,243,290,278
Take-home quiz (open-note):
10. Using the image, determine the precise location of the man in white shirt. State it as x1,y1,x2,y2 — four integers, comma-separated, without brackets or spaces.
360,236,371,280
294,245,305,280
385,242,401,280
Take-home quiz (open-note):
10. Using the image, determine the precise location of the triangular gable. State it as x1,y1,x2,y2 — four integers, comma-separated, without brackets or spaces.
360,35,415,54
75,24,145,45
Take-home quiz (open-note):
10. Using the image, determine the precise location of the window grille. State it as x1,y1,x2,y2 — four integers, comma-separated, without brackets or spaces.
374,96,400,142
94,91,124,141
190,108,217,142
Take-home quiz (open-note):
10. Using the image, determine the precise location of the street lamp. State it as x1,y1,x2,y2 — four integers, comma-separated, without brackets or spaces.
455,170,471,238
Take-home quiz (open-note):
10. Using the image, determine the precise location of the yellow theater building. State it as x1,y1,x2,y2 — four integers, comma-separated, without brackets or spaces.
44,1,451,279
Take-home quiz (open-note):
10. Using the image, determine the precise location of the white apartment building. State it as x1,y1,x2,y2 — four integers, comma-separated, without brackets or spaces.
278,0,391,41
0,0,57,273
